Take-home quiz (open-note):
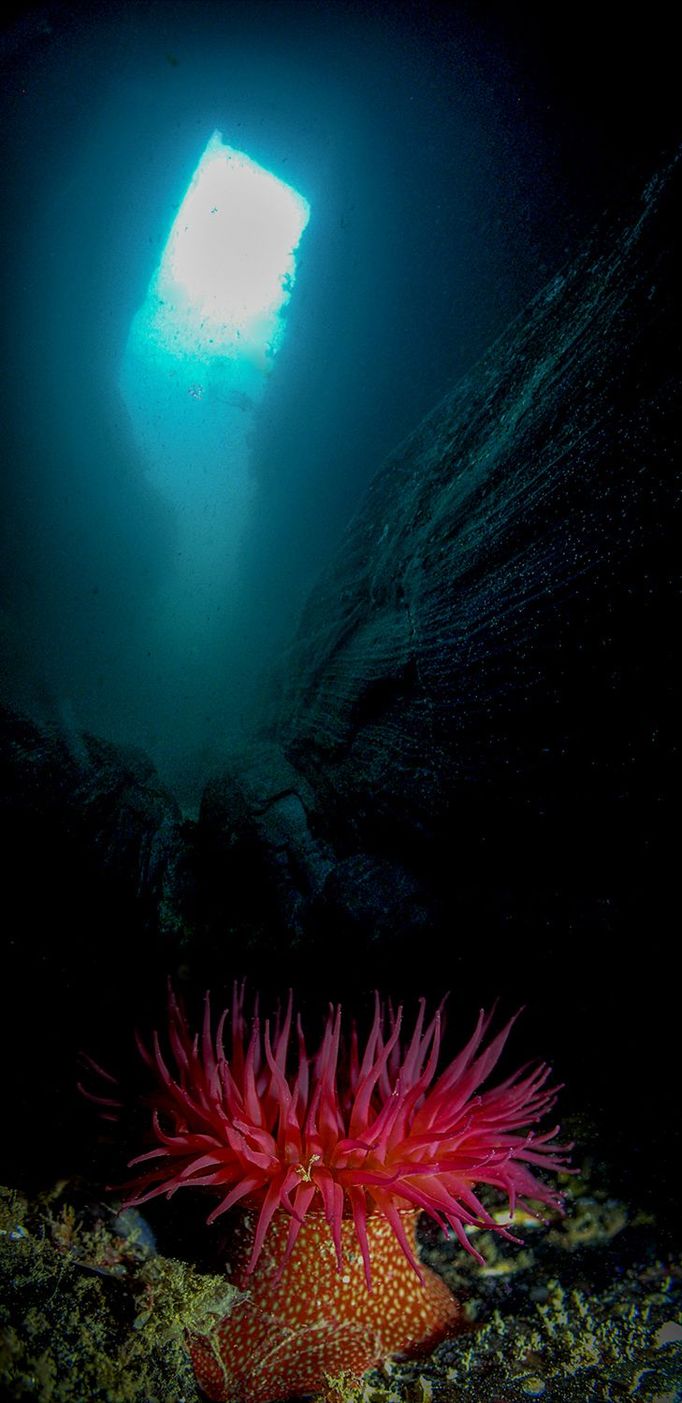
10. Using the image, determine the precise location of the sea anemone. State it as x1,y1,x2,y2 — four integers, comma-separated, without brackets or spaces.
90,985,571,1402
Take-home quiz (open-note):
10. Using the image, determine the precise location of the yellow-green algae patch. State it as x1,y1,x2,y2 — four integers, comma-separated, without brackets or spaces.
0,1183,237,1402
321,1271,682,1403
315,1173,682,1403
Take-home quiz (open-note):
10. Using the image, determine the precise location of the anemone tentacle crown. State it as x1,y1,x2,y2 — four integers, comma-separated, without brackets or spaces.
99,986,571,1401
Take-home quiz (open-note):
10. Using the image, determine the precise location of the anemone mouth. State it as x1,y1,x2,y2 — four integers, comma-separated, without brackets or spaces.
87,983,572,1287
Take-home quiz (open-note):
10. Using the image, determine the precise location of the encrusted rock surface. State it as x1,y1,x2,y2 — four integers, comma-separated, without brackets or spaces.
0,1183,234,1402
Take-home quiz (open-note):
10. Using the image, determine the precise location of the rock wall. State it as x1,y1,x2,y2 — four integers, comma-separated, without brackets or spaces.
235,156,682,1160
268,157,679,963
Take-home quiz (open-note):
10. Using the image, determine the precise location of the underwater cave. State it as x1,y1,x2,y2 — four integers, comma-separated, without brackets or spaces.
0,1,680,1399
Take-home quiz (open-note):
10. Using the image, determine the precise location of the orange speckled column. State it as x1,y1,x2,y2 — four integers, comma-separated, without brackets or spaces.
188,1208,461,1402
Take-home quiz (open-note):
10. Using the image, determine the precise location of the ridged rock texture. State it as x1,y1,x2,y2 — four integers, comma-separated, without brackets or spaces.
265,158,679,976
273,162,679,858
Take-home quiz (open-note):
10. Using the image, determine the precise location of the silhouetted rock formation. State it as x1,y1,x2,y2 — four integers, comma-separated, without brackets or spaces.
0,706,186,937
0,705,192,1183
199,740,333,944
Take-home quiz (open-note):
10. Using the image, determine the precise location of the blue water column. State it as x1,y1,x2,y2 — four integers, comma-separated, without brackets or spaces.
119,131,310,672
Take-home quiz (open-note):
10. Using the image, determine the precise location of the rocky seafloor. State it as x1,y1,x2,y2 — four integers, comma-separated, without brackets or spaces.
2,1153,681,1402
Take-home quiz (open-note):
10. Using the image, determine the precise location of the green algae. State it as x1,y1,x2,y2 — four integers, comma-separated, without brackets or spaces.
0,1183,237,1402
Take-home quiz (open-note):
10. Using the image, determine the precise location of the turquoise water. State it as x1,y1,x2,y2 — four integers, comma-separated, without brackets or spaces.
0,0,592,802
